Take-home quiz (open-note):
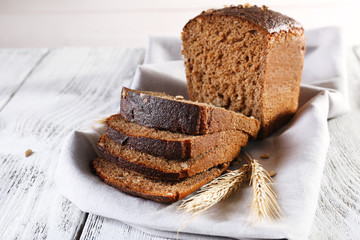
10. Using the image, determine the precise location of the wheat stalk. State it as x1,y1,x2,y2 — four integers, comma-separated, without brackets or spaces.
249,157,283,222
178,151,282,223
177,163,251,235
178,163,251,215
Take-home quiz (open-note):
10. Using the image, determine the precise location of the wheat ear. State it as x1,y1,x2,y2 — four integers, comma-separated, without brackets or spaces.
178,151,282,225
178,163,251,215
177,163,251,235
249,158,283,222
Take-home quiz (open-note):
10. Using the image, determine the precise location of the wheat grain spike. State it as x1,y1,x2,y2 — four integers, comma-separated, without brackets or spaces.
178,163,251,215
249,158,283,222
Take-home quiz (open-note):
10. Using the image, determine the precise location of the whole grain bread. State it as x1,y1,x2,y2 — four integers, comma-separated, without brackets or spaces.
98,133,246,180
92,157,229,203
120,87,260,138
107,113,247,160
182,5,306,138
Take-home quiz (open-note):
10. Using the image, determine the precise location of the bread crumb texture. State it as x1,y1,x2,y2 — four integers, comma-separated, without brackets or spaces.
182,6,305,138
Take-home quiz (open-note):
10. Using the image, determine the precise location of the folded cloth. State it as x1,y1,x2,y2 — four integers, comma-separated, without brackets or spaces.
55,27,349,240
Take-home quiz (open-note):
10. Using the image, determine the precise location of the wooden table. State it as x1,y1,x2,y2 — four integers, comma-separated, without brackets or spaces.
0,47,359,239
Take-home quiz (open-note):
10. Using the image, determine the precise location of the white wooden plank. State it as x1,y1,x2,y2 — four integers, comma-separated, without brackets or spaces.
0,46,358,240
80,214,168,240
0,49,48,110
309,115,360,239
0,47,144,239
308,48,360,239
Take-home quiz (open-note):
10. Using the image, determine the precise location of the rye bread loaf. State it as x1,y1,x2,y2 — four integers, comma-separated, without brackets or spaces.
107,113,247,160
120,87,260,138
92,157,229,203
98,133,246,180
182,5,306,138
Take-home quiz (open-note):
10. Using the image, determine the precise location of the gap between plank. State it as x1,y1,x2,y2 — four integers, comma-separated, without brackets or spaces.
0,49,50,112
75,212,89,240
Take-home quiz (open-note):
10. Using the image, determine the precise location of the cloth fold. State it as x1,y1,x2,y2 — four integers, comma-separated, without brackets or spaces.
55,26,349,240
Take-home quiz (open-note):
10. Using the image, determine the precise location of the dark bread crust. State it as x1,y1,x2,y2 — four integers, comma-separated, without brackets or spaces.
120,87,260,138
192,5,303,34
106,114,247,160
106,114,189,159
120,87,201,134
107,126,188,159
92,157,229,203
120,87,204,134
99,148,180,180
98,133,246,180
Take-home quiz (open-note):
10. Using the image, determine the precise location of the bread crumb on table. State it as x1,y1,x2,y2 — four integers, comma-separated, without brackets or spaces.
268,171,277,177
25,149,33,157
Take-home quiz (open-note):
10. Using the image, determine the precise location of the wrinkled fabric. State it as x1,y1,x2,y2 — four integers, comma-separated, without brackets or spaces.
56,27,349,240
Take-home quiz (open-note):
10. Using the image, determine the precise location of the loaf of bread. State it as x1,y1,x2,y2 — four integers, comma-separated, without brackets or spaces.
106,113,247,160
120,87,260,138
92,157,229,203
98,133,246,180
182,5,306,138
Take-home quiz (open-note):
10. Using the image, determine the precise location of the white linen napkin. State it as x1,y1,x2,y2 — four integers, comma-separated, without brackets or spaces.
55,27,349,240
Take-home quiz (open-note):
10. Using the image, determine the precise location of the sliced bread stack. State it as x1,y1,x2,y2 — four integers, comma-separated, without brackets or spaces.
92,87,260,203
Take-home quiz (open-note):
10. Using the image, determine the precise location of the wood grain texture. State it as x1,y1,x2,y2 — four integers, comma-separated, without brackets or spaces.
1,47,359,240
0,49,48,110
308,48,360,239
80,214,167,240
0,47,144,239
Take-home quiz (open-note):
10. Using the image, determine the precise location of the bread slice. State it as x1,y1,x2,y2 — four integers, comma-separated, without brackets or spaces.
182,5,306,138
107,113,247,160
92,157,229,203
98,133,246,180
120,87,260,138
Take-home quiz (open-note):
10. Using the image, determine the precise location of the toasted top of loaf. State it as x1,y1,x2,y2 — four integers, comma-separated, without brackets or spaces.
120,87,260,137
106,114,247,159
191,5,303,34
98,133,246,180
92,157,229,203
